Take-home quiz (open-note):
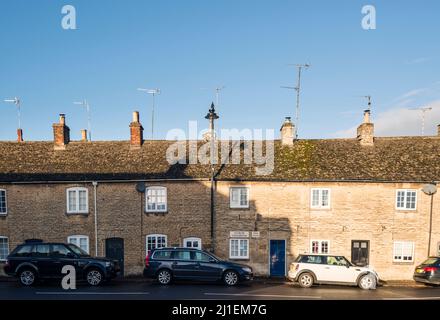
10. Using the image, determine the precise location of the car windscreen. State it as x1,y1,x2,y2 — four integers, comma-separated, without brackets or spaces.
67,244,89,257
420,258,439,265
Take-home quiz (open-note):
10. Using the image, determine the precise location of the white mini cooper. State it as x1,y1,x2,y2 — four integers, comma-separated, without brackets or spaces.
288,254,379,290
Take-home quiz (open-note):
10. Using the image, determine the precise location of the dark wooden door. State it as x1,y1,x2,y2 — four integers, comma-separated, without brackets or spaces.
351,240,369,266
105,238,124,275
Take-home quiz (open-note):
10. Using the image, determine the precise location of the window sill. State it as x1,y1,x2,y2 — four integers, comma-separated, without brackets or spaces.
229,257,250,261
0,213,7,217
66,212,89,215
393,261,415,265
229,207,250,210
145,211,168,215
310,207,331,211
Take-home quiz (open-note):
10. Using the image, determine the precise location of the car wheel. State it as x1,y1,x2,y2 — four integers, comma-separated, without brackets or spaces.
86,269,104,286
359,274,376,290
223,270,239,286
298,273,314,288
19,269,37,286
157,269,172,285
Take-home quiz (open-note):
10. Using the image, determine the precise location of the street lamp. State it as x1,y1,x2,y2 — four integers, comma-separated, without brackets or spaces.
137,88,161,139
73,99,92,141
4,97,21,129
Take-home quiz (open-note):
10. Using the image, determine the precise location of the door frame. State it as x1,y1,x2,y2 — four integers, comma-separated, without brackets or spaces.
268,239,287,277
351,240,370,266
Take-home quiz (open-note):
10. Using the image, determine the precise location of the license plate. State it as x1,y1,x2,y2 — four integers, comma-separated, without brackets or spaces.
416,269,424,273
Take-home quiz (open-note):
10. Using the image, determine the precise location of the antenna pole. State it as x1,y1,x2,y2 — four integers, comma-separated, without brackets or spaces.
152,92,155,140
86,100,92,141
284,64,310,139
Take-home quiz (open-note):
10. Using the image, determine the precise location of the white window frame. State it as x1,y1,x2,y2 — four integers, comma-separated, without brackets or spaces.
0,189,7,215
67,235,90,254
310,240,330,254
395,189,417,211
229,238,249,259
310,188,331,209
66,187,89,214
145,187,168,212
0,236,9,261
146,234,168,253
393,241,415,262
183,237,202,250
229,187,250,209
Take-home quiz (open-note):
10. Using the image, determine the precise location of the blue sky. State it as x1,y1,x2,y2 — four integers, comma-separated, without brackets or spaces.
0,0,439,141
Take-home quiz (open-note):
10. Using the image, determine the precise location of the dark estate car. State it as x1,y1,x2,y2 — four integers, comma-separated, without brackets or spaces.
143,247,253,286
414,257,440,286
3,242,120,286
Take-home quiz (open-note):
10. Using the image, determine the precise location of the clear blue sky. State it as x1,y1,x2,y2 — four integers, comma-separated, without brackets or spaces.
0,0,439,141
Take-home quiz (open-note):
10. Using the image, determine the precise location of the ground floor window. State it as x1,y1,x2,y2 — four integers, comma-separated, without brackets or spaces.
146,234,167,253
393,241,414,262
68,235,90,254
0,237,9,261
183,237,201,250
229,238,249,259
310,240,329,254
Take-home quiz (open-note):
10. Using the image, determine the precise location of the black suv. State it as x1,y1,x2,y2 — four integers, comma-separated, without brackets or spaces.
143,247,253,286
3,242,120,286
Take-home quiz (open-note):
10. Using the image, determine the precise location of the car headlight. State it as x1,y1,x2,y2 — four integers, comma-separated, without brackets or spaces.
243,267,252,273
105,261,112,267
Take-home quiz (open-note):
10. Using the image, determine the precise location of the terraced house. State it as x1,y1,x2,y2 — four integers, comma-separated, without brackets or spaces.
0,107,439,280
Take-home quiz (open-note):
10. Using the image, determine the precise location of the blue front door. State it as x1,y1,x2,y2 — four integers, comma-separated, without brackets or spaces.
270,240,286,277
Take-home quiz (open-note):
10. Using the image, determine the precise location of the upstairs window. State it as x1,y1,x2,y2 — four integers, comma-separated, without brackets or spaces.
0,190,7,215
66,187,89,214
230,187,249,209
146,187,167,212
311,188,331,209
396,189,417,210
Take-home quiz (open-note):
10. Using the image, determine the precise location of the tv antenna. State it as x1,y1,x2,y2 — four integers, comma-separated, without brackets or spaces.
73,99,92,141
200,86,226,108
409,106,432,136
281,63,310,138
3,97,21,129
137,88,161,139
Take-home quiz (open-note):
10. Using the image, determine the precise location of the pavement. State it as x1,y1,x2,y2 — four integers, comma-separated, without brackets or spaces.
0,276,437,300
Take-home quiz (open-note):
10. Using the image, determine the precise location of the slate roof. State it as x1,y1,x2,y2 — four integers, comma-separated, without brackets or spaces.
0,137,440,183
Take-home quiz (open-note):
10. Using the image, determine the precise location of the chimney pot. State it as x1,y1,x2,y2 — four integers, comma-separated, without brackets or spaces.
132,111,139,123
437,124,440,137
363,109,371,123
81,129,88,142
17,129,23,142
59,114,66,125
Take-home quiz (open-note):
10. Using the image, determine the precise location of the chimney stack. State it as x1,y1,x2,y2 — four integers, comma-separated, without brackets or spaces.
280,117,295,146
53,114,70,150
129,111,144,148
357,109,374,146
17,129,23,142
81,129,88,142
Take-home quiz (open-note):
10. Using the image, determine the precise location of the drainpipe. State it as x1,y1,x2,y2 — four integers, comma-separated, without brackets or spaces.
92,181,98,257
428,193,435,256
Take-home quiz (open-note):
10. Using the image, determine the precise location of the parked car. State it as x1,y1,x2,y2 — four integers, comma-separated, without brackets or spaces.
143,247,253,286
288,254,379,290
413,257,440,286
3,241,120,286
